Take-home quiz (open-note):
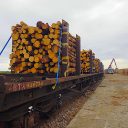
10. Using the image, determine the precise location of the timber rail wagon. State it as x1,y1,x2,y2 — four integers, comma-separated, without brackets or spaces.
0,19,104,128
0,73,103,126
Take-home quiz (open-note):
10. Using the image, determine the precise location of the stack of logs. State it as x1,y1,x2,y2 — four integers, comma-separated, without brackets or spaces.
67,34,78,74
81,49,93,74
81,49,103,74
10,21,61,74
10,20,81,77
94,58,103,73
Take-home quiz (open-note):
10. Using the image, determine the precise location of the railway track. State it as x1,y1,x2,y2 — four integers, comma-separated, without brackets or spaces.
33,80,102,128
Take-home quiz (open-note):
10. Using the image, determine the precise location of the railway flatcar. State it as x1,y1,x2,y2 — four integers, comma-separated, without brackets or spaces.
0,20,104,128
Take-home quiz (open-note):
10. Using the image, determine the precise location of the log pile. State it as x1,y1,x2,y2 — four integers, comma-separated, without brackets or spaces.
81,49,93,73
10,20,81,77
94,58,101,73
67,34,77,74
94,59,103,73
60,20,81,77
64,34,80,76
81,49,103,74
10,21,61,74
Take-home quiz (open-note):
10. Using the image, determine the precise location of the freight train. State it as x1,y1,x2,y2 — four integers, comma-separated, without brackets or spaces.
0,20,104,128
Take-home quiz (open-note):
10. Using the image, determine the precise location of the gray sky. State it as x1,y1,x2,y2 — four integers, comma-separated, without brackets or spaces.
0,0,128,70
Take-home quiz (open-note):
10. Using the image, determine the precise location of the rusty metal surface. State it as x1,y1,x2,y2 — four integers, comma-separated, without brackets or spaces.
0,73,44,82
3,73,102,93
0,73,103,122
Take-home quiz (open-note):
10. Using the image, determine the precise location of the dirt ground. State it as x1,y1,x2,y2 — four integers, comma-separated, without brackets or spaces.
67,74,128,128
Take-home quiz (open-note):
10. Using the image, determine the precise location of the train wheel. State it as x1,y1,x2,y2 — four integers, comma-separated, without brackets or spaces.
0,122,5,128
24,112,40,128
9,118,24,128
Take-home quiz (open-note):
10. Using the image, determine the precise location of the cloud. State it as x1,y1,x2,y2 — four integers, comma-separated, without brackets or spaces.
0,0,128,70
0,57,10,71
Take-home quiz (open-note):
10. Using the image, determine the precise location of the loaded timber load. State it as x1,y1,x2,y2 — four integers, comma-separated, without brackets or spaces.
0,19,104,126
10,20,80,77
81,49,104,74
94,58,102,73
80,49,94,74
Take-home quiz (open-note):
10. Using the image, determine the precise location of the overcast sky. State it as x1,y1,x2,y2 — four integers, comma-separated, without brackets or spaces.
0,0,128,70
